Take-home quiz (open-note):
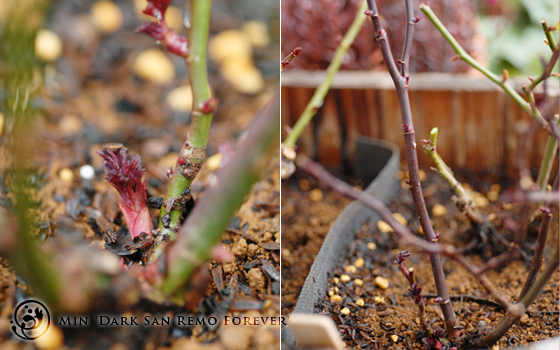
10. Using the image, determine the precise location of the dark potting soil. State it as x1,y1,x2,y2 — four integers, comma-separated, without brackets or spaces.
313,171,559,349
281,170,353,315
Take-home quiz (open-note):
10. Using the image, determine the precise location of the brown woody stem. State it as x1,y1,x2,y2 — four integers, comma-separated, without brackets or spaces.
365,0,460,337
517,207,552,300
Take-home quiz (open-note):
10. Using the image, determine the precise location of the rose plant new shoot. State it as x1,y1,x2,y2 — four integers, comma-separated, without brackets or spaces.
98,147,152,240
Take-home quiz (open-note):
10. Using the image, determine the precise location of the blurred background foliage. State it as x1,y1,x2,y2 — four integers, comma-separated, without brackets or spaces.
479,0,559,76
282,0,559,76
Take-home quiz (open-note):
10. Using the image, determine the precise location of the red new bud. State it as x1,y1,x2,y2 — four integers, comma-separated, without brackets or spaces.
163,31,189,57
136,22,189,57
415,17,421,23
135,22,165,40
98,147,152,239
199,97,219,114
137,0,189,57
142,0,172,21
178,157,187,166
364,10,374,16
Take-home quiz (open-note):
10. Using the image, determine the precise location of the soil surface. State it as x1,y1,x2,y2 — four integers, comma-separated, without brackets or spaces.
283,169,558,349
281,170,352,315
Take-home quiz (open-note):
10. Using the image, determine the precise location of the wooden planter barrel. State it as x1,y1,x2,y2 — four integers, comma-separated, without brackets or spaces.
281,71,559,178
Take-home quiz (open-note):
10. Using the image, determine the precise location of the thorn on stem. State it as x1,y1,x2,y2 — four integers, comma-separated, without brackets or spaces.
166,167,174,181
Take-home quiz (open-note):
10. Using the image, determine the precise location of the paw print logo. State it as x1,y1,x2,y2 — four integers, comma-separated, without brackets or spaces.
11,300,51,340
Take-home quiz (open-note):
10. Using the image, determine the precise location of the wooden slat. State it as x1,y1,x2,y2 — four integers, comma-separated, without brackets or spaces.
281,72,559,179
316,94,342,168
339,89,358,166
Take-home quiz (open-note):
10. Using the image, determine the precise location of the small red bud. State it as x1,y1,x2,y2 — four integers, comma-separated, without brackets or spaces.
402,123,410,132
415,16,421,23
293,47,302,55
199,97,219,114
434,232,441,239
177,157,187,166
552,73,559,77
539,207,552,215
364,10,374,16
450,56,460,62
421,139,429,144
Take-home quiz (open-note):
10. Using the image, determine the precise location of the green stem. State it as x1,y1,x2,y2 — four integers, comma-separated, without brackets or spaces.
158,0,214,238
282,0,367,149
419,4,547,128
423,128,483,224
542,20,558,52
161,96,280,295
536,116,560,190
